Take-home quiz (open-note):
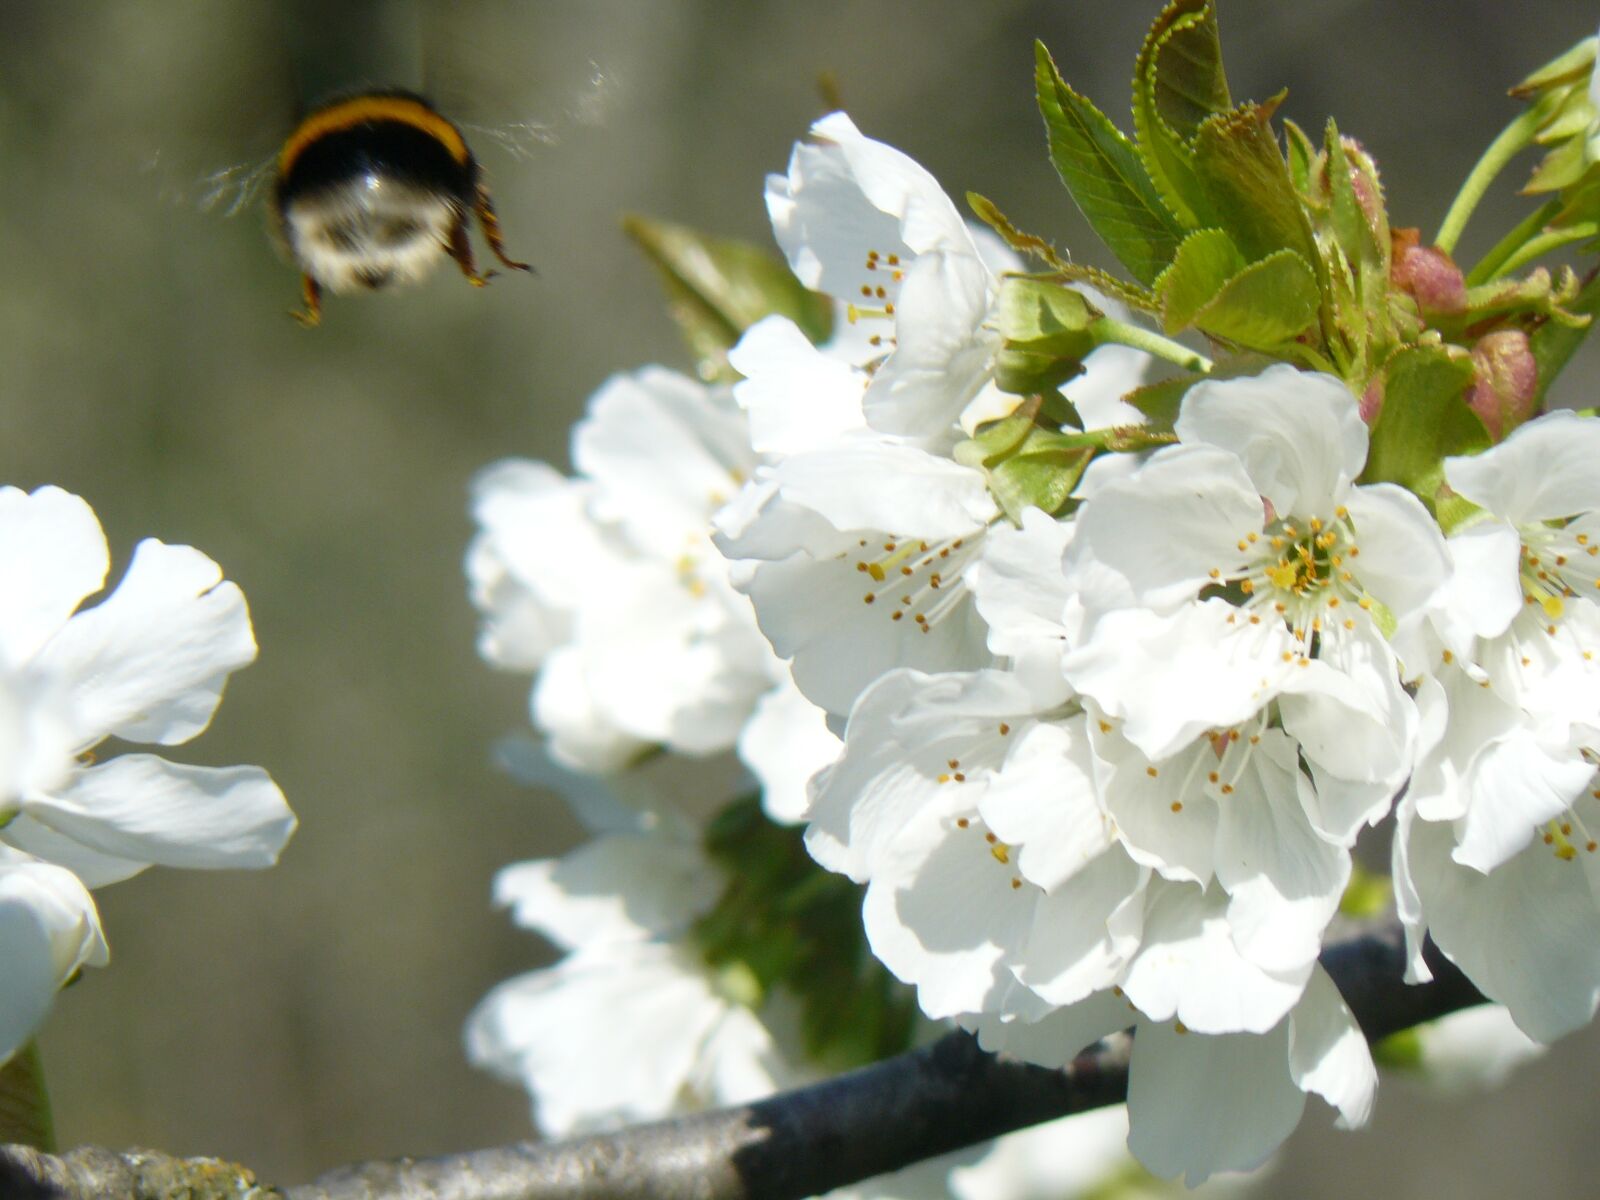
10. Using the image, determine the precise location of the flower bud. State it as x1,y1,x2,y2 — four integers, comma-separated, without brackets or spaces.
1390,229,1467,316
1466,329,1538,441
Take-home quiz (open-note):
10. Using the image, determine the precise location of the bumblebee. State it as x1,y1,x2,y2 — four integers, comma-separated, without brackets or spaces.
272,89,530,326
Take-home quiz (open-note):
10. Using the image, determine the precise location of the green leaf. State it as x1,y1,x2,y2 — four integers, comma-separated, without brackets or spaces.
1035,41,1185,286
968,191,1159,313
1363,344,1488,501
1193,249,1320,350
1122,373,1201,430
697,797,916,1067
1131,0,1232,227
1155,227,1245,331
987,432,1096,520
1192,99,1319,266
624,214,833,382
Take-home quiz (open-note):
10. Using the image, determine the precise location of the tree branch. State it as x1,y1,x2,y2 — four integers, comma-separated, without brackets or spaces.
0,923,1485,1200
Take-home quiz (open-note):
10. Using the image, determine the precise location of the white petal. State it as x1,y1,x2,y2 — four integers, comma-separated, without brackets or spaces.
814,112,974,258
965,989,1130,1066
34,540,255,747
1121,882,1310,1034
464,944,735,1136
1092,721,1219,885
27,755,294,870
0,814,149,887
737,679,842,825
573,367,752,552
1342,483,1451,621
1064,600,1297,762
0,859,107,1064
1062,444,1263,621
492,834,720,950
0,486,108,668
532,647,651,772
1127,1018,1304,1185
1287,965,1376,1128
1018,847,1147,1006
1176,365,1366,517
1407,1005,1546,1093
966,508,1076,703
1452,717,1594,872
862,790,1039,1019
729,316,866,454
687,1004,793,1109
1445,408,1600,524
1215,732,1349,974
1406,813,1600,1042
807,669,1030,879
979,718,1110,891
765,437,997,540
865,251,997,440
738,551,993,718
1432,520,1524,648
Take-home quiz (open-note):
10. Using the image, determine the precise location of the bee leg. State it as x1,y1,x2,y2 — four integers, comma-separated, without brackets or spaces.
447,215,494,288
291,275,323,327
475,184,532,274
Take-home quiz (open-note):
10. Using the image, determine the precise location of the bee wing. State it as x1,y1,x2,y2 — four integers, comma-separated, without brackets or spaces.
196,157,278,218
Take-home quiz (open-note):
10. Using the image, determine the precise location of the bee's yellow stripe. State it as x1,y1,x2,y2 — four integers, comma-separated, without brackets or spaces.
279,95,469,177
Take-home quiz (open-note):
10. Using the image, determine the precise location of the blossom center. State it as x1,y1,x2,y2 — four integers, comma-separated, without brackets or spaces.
1226,507,1368,645
1520,524,1600,621
854,532,983,635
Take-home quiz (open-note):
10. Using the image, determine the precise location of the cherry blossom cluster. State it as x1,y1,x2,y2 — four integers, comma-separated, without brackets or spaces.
466,102,1598,1184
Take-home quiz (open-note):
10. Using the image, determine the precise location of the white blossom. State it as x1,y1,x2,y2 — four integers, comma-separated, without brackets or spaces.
0,485,293,1062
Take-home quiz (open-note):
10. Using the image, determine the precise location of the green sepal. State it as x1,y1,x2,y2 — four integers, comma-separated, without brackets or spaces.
986,432,1097,520
624,214,833,382
1525,129,1591,194
967,193,1160,314
1338,862,1394,919
1529,258,1600,410
1131,0,1231,227
696,797,916,1067
1035,41,1185,287
1121,373,1203,430
993,275,1101,393
1373,1027,1425,1071
954,406,1041,468
1510,34,1597,98
1191,250,1320,350
1322,120,1386,273
1155,227,1245,331
1362,343,1488,503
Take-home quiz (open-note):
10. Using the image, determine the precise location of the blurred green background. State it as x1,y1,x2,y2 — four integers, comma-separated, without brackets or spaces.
3,1,1599,1194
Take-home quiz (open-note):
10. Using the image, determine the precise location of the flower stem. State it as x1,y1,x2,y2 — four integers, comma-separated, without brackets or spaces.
0,1040,56,1152
1092,318,1213,374
1435,106,1546,255
1491,222,1600,280
1466,199,1562,285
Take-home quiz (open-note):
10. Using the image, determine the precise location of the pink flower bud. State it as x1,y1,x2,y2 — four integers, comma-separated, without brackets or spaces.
1466,329,1538,440
1391,228,1467,316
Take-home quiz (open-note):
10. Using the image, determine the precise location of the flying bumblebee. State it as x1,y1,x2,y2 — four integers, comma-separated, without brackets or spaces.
272,88,530,326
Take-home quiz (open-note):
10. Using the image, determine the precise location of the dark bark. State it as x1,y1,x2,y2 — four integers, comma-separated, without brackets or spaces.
0,924,1486,1200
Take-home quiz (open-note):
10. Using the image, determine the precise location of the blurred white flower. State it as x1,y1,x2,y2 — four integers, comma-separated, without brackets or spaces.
466,367,786,772
466,819,799,1135
0,484,293,1062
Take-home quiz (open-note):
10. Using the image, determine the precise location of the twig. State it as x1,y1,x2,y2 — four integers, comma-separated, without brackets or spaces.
0,923,1485,1200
